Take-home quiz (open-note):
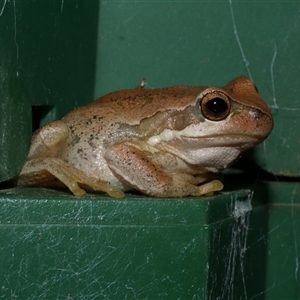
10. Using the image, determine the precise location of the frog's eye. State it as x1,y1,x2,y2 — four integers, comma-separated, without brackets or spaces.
200,92,231,121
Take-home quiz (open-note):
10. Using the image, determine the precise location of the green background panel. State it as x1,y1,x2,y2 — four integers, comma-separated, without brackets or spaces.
95,1,300,109
253,110,300,176
264,182,300,300
265,205,300,299
0,0,99,182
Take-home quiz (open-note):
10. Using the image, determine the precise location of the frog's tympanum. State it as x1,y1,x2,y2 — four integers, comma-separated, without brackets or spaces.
15,76,273,198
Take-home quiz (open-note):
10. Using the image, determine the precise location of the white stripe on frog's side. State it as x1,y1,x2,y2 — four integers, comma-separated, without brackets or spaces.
146,123,208,146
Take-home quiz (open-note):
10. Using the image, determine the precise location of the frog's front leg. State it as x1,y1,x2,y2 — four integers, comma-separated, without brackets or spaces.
16,120,124,198
105,142,223,197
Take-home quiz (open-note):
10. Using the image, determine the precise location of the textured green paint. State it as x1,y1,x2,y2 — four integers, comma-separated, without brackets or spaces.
0,0,99,182
2,227,203,298
0,188,268,299
207,206,269,300
253,110,300,176
263,182,300,300
265,206,300,299
1,184,299,299
0,78,31,181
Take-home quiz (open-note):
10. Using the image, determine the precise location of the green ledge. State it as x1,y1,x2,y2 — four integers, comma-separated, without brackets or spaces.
0,187,269,299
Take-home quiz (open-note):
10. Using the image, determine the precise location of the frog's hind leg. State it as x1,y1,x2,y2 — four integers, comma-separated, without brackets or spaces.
26,120,70,160
16,158,125,198
16,120,124,198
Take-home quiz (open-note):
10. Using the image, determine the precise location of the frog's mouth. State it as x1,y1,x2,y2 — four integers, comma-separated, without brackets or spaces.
147,127,270,148
148,131,267,149
179,133,268,147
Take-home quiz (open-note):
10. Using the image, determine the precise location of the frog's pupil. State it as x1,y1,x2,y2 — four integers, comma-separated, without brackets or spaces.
206,97,227,114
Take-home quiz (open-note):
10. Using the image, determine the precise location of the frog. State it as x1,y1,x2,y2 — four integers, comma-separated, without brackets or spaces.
15,76,273,198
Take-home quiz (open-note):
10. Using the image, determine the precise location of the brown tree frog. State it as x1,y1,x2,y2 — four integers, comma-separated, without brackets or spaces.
15,76,273,198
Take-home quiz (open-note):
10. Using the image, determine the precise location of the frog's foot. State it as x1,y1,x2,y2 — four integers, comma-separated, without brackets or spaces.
163,174,224,196
16,158,125,198
189,174,223,196
191,179,224,197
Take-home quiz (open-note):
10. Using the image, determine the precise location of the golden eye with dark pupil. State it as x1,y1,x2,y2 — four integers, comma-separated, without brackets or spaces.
200,92,231,121
206,97,227,114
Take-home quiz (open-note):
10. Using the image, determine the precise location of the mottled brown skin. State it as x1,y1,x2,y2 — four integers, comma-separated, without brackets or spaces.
15,76,273,198
69,76,270,126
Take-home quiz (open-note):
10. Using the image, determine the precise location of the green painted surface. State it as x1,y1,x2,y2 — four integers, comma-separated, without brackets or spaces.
1,184,299,299
253,110,300,177
207,205,269,300
0,0,99,182
0,79,31,182
264,182,300,300
0,188,269,299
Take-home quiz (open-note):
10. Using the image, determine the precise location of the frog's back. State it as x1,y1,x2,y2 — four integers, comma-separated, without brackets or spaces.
63,86,205,126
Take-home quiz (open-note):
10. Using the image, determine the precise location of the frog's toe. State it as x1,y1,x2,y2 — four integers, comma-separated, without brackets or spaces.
70,184,86,197
193,179,224,197
88,179,125,198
